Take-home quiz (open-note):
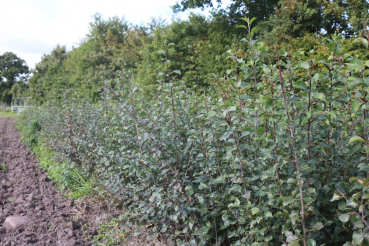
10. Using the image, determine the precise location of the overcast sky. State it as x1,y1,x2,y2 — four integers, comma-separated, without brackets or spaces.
0,0,230,70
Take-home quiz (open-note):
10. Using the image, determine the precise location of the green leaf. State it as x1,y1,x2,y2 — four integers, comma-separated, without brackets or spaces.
228,106,237,112
185,186,194,196
197,205,208,215
158,50,166,54
279,47,287,57
339,214,350,223
361,103,369,110
362,193,369,199
312,222,324,231
207,111,216,117
312,73,322,82
348,136,365,144
251,26,259,34
359,166,369,172
249,17,257,25
353,38,369,49
349,59,364,71
349,78,366,86
236,25,247,29
265,235,273,242
172,70,181,75
235,81,247,88
313,93,326,101
349,177,361,183
286,235,298,242
293,81,307,90
347,199,358,208
251,207,260,215
283,196,294,206
287,178,296,184
331,193,342,202
265,211,273,218
307,239,316,246
299,61,310,70
199,182,207,190
353,232,364,245
290,212,299,225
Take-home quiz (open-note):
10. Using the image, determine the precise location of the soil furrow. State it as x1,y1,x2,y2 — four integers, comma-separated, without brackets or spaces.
0,118,86,246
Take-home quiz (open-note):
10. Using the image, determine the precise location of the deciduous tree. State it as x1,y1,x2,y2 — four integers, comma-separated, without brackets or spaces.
174,0,369,40
0,52,29,103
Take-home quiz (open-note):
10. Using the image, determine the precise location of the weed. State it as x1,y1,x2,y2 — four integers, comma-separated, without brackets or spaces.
0,163,7,172
92,218,126,246
34,144,95,199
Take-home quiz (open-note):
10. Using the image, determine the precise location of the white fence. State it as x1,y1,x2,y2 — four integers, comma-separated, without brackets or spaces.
11,97,33,113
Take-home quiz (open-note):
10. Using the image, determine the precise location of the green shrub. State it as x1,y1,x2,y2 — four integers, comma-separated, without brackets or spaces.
17,112,41,147
20,30,369,245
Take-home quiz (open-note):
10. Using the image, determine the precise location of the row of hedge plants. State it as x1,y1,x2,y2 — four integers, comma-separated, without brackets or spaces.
19,22,369,245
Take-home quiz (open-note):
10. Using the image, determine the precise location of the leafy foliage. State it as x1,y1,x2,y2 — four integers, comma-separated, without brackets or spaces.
28,15,150,103
174,0,369,41
136,14,234,93
19,27,369,245
28,14,239,103
28,45,68,104
26,3,369,105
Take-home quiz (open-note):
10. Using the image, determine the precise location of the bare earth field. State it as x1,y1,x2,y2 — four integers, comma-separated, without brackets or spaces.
0,117,86,245
0,117,170,246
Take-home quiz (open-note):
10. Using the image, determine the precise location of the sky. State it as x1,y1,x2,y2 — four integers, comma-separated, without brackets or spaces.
0,0,230,70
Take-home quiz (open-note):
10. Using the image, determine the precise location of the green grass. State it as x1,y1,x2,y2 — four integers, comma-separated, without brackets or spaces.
0,110,19,118
33,143,95,199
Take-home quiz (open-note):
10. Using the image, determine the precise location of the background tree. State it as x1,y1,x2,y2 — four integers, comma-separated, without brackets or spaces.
10,79,29,99
136,13,234,93
28,45,67,104
0,52,29,103
26,5,369,105
63,14,149,100
174,0,369,41
265,0,369,40
174,0,277,25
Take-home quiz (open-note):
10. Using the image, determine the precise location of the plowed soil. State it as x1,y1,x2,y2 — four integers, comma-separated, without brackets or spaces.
0,117,86,246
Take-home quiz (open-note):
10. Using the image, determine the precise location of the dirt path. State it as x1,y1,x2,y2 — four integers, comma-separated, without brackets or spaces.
0,117,86,246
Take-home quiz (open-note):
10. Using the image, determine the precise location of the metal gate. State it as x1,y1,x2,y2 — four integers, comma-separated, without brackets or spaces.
11,97,33,113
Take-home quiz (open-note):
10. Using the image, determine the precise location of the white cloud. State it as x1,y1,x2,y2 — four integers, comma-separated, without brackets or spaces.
0,0,231,69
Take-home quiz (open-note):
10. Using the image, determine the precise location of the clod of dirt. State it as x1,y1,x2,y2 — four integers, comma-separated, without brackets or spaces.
4,216,30,230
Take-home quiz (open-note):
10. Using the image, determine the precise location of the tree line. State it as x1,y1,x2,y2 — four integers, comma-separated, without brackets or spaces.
1,0,368,104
